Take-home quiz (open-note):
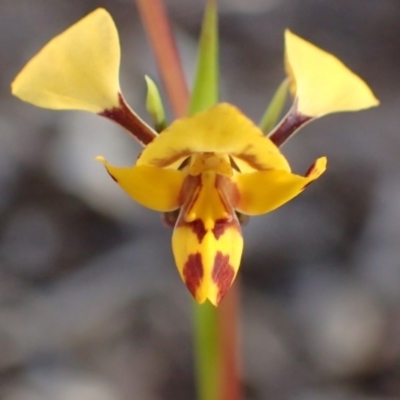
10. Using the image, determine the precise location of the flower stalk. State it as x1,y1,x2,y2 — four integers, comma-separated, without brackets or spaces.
135,0,189,117
134,1,241,399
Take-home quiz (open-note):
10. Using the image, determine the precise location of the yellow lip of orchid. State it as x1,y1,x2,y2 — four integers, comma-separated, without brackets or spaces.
99,103,326,305
284,29,379,118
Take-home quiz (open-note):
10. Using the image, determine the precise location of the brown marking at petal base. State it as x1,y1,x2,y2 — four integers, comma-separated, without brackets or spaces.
212,252,235,304
235,151,271,171
149,150,192,169
269,107,312,147
183,253,204,298
216,174,240,209
100,93,157,146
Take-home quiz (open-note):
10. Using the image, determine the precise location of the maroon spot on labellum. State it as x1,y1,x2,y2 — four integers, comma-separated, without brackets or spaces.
212,252,235,304
190,219,207,242
183,253,204,297
212,218,229,240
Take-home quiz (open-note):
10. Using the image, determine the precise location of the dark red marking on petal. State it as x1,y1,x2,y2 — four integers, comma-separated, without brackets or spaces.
212,218,230,240
235,152,270,171
215,174,241,211
302,160,320,190
178,174,201,212
100,93,157,146
148,150,193,169
191,219,207,242
183,253,204,298
268,106,312,147
212,252,235,304
174,175,208,241
106,170,118,183
304,160,318,178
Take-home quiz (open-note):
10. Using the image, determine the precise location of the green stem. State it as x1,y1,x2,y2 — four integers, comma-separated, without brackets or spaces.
134,2,241,400
194,302,219,400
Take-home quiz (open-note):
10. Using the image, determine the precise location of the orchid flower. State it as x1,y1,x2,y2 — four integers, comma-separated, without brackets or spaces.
11,9,378,305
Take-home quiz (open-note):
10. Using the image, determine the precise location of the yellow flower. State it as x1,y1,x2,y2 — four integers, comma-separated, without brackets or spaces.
11,9,378,305
97,103,326,305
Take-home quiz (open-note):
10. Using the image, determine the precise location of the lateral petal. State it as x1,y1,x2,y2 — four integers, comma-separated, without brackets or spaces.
285,30,379,117
137,103,290,172
235,157,327,215
11,9,121,113
97,157,184,212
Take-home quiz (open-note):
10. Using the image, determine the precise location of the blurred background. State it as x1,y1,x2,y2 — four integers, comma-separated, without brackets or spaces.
1,0,400,399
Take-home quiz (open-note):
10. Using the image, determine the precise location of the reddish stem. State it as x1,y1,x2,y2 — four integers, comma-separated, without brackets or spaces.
135,0,189,117
219,280,242,400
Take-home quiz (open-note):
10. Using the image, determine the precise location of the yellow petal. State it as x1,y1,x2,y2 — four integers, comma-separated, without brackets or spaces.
235,157,327,215
137,103,291,172
96,157,184,212
172,171,243,305
285,30,379,117
172,219,243,306
11,9,120,113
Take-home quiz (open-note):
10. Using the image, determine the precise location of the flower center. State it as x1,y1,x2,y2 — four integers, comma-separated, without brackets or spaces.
189,153,232,177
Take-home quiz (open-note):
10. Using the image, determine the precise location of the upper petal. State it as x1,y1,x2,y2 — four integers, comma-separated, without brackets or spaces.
137,103,291,172
97,157,184,212
11,9,121,113
285,30,379,117
235,157,327,215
